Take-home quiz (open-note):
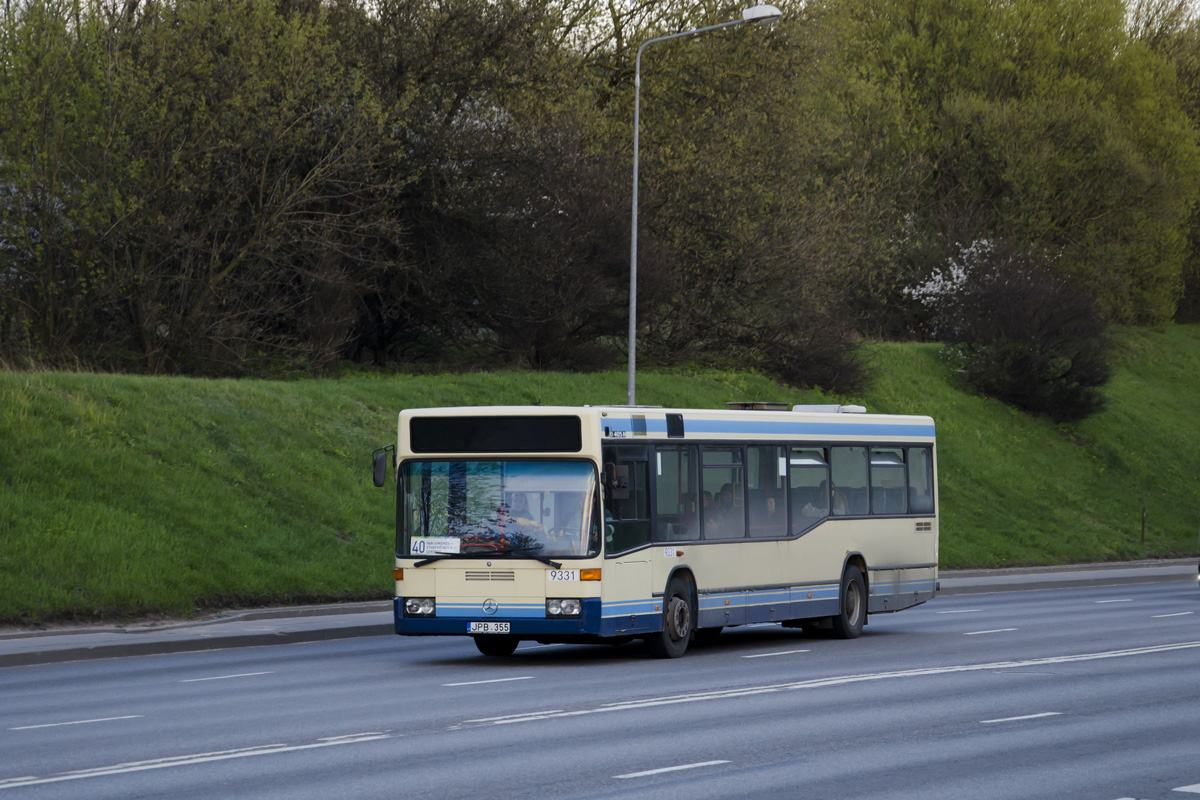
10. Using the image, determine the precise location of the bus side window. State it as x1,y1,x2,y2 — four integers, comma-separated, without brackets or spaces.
789,447,829,533
747,445,786,538
830,446,869,516
701,446,745,540
603,449,651,553
654,446,699,541
908,447,935,513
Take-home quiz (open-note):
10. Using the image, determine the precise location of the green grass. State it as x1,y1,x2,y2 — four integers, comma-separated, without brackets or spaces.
2,327,1198,623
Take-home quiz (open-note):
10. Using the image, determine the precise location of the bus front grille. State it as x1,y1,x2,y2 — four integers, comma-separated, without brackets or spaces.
465,570,516,582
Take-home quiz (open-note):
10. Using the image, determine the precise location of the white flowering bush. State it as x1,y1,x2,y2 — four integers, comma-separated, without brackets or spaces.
905,239,1110,422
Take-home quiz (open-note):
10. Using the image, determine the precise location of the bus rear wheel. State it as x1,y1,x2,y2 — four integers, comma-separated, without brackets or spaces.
645,577,693,658
830,565,866,639
474,635,519,657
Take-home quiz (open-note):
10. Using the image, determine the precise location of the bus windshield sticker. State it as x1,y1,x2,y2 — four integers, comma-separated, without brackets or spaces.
411,537,461,555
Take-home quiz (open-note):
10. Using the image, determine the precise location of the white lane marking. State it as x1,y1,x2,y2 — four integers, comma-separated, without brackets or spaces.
935,609,982,614
442,676,534,687
317,732,385,742
742,649,811,659
1174,784,1200,794
465,711,566,723
1096,599,1133,604
964,628,1018,636
980,712,1062,724
519,643,564,650
475,640,1200,726
1153,612,1194,618
0,735,391,790
180,671,273,683
9,715,143,731
615,760,730,779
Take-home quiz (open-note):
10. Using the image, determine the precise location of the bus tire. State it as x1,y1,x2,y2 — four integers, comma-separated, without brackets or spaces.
645,577,693,658
830,565,866,639
474,635,519,657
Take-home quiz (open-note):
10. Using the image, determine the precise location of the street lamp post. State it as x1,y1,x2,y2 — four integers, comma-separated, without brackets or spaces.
627,4,782,407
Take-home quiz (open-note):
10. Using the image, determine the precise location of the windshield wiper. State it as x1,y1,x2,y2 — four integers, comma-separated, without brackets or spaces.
495,546,562,569
412,554,461,568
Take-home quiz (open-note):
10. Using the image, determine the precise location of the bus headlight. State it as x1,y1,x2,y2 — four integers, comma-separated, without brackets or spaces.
547,598,581,617
405,598,435,616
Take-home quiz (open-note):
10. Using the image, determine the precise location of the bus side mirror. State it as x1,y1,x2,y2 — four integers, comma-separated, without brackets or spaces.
372,445,395,488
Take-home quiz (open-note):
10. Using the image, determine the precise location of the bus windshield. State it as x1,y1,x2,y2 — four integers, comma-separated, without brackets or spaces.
401,460,600,559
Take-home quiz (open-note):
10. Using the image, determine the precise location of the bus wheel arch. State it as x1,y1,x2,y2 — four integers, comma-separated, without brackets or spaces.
844,554,869,603
831,557,867,640
645,570,695,658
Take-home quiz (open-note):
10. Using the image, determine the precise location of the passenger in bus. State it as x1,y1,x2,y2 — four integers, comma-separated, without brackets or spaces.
830,482,849,516
717,484,735,509
713,483,743,537
801,481,831,518
693,491,713,537
763,496,781,524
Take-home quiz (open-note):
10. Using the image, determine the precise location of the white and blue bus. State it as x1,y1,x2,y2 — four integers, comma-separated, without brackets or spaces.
372,403,937,657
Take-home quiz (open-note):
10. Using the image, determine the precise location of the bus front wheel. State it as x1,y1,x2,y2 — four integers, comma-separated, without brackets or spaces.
474,635,519,657
645,577,693,658
830,565,866,639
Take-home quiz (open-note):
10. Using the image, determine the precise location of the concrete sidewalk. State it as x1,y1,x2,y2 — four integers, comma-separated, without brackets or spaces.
2,559,1196,668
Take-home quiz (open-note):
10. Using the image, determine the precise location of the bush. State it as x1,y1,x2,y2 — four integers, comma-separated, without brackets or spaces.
908,240,1110,422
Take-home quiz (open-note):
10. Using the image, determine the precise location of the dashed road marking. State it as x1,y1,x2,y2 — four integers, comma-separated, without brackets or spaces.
443,676,534,687
980,712,1061,724
615,760,730,779
742,649,811,659
9,715,143,731
180,672,273,683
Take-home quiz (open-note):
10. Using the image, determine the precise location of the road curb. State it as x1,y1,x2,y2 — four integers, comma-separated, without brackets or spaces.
938,558,1197,596
938,571,1195,596
0,623,394,669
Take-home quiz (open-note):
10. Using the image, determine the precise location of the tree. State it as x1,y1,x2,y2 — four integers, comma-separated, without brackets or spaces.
96,0,398,375
843,0,1200,327
1129,0,1200,322
0,0,121,365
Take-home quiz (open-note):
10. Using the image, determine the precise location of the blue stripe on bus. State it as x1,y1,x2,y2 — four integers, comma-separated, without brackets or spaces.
694,584,841,613
602,418,935,438
437,603,546,619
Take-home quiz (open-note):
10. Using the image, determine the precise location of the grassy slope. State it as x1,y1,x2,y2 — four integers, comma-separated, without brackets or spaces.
1,328,1197,623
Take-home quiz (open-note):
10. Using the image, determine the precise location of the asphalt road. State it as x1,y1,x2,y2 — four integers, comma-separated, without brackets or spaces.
3,577,1199,799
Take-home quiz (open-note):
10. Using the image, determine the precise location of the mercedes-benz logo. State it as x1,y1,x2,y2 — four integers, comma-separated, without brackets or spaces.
482,599,498,615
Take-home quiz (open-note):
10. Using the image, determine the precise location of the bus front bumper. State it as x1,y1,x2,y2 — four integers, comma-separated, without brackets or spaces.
394,597,604,637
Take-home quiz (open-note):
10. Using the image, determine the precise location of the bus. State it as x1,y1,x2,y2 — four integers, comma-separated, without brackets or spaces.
372,403,937,658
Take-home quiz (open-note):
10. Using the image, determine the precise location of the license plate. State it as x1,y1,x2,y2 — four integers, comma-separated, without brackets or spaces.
468,621,510,634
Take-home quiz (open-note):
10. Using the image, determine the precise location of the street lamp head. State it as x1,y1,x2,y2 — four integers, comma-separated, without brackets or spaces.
742,3,782,22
